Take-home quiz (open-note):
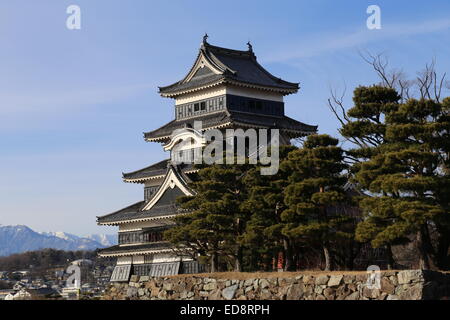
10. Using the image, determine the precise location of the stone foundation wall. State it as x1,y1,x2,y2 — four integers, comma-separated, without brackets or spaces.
102,270,450,300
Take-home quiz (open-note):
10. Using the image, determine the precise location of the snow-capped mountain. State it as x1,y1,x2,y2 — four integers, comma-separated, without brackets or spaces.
39,231,82,242
86,234,117,247
0,225,117,256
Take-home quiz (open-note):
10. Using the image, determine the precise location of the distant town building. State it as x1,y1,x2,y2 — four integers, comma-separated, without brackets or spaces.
60,287,80,300
0,289,15,300
4,289,31,300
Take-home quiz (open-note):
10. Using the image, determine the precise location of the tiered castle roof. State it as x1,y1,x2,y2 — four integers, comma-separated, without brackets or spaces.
97,165,192,225
158,39,299,97
144,110,317,142
122,160,195,183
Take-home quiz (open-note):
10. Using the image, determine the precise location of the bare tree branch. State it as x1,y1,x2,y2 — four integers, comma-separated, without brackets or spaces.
358,50,412,102
327,50,450,166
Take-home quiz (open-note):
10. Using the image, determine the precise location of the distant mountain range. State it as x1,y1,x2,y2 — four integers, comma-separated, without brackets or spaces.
0,225,117,256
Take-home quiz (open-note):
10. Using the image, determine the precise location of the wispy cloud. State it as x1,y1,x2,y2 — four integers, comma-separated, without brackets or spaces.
0,82,155,116
263,18,450,62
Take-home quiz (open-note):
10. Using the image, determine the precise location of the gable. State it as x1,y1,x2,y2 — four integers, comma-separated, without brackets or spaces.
155,185,185,207
190,66,215,81
142,166,193,211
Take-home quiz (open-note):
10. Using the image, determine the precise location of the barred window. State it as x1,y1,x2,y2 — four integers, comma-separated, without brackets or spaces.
118,230,164,244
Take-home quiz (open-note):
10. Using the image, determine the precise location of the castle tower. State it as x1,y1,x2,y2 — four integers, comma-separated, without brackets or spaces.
97,37,317,281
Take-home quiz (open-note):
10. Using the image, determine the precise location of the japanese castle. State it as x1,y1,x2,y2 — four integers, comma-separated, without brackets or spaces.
97,36,317,281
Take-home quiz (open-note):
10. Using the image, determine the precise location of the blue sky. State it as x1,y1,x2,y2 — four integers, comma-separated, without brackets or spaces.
1,0,449,235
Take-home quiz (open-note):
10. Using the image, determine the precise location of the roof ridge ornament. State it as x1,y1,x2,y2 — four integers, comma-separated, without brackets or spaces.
247,41,253,52
202,33,209,45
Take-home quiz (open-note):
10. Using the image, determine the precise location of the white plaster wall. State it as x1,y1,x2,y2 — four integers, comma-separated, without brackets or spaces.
175,85,283,105
118,219,175,232
117,257,132,265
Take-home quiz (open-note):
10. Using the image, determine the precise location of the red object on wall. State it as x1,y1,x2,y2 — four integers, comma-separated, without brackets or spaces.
277,252,284,270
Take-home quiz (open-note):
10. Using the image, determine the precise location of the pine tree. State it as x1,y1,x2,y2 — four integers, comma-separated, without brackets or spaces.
281,134,352,271
241,145,297,271
340,85,400,161
435,97,450,268
164,162,250,272
355,98,450,269
337,85,401,267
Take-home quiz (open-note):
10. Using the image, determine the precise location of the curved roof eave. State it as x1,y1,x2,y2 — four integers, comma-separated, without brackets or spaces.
158,41,300,97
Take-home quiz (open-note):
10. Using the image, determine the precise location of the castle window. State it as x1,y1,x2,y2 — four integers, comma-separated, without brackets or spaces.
119,230,165,245
176,96,227,119
144,186,157,201
255,101,263,110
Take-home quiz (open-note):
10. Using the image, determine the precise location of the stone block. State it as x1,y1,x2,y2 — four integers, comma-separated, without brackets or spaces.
286,283,304,300
343,275,355,284
397,270,423,285
222,284,238,300
362,286,380,299
328,275,343,287
260,289,272,300
323,287,335,300
157,290,167,299
244,278,255,287
303,275,314,284
203,282,217,291
150,287,160,297
398,283,423,300
163,282,173,291
208,289,222,300
199,291,209,297
315,275,329,285
314,286,323,295
126,287,138,298
347,283,357,292
380,278,395,294
345,291,360,300
260,279,270,289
